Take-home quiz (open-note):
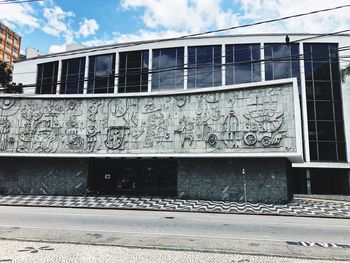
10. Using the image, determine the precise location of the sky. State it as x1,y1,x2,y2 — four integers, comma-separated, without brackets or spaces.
1,0,350,54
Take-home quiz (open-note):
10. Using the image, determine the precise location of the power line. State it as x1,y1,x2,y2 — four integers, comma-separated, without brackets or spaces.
0,0,43,5
14,44,350,91
12,29,350,77
20,5,350,61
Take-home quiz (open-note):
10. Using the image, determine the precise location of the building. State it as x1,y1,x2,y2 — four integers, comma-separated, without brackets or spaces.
0,34,349,203
0,22,21,69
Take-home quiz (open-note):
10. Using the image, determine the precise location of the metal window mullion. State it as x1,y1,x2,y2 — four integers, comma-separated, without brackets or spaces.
114,53,119,94
250,45,254,82
310,45,320,161
124,53,128,93
83,56,88,94
148,50,152,92
300,42,311,162
260,43,265,82
222,44,225,86
52,62,56,94
40,64,44,94
195,48,197,88
212,47,214,86
328,45,339,161
184,46,188,90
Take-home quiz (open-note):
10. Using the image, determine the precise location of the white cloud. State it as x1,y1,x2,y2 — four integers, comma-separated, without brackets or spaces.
0,2,40,32
42,5,75,43
48,43,66,54
121,0,239,33
82,29,186,47
235,0,350,34
77,18,99,38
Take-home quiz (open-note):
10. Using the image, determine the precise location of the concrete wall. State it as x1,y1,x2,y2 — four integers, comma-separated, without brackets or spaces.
0,82,301,161
177,158,291,203
0,157,88,195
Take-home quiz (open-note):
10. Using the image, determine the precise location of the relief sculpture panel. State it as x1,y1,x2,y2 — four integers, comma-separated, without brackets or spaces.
0,83,299,156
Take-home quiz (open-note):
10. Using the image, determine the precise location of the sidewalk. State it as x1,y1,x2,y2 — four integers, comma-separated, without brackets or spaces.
0,194,349,219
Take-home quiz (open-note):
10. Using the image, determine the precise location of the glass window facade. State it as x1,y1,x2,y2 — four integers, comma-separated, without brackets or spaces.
304,43,346,161
88,54,115,94
118,50,149,93
226,44,261,85
152,47,184,91
36,61,59,94
265,43,300,83
60,57,86,94
188,45,221,88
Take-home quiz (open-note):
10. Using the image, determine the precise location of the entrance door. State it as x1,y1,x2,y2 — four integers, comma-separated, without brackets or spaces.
88,158,177,197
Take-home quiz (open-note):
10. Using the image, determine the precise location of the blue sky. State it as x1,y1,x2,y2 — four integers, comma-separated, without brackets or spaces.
1,0,350,54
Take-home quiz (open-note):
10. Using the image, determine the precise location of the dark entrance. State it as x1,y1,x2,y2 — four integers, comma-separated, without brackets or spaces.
88,158,177,197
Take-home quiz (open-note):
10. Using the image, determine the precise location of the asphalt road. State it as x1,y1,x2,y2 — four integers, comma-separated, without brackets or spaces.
0,206,349,261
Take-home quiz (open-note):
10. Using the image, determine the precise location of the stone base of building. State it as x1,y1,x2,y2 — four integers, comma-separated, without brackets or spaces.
177,158,291,204
0,157,88,196
0,157,292,203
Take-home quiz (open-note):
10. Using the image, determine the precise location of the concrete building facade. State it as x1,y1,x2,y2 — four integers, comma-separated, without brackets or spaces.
1,34,349,202
0,22,21,69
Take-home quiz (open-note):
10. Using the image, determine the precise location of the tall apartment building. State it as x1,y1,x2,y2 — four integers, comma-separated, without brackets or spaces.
0,22,21,69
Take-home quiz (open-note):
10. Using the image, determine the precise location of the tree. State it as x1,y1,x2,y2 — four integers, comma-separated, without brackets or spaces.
341,63,350,82
0,61,23,93
0,61,12,87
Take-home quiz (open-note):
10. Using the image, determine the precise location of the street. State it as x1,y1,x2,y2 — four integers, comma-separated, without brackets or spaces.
0,206,349,262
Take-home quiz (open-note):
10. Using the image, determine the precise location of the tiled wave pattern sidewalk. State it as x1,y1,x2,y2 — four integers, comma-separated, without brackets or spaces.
0,195,349,219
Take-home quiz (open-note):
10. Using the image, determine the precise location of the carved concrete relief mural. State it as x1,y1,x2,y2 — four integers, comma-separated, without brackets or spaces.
0,84,297,155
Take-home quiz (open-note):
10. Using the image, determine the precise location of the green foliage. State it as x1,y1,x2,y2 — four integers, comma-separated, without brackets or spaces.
3,82,23,94
341,63,350,82
0,61,23,93
0,61,12,87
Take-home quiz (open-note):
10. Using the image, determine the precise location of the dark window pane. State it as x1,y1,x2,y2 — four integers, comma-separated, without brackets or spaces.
188,45,221,88
314,82,332,100
336,121,345,141
308,121,316,141
307,101,315,120
313,62,330,81
317,121,335,141
118,51,148,93
265,62,273,80
331,62,340,81
88,54,115,94
36,61,58,94
306,82,314,100
334,101,343,121
337,142,346,161
311,44,329,62
264,43,299,81
152,47,184,91
316,101,333,120
226,44,261,84
318,142,337,161
309,141,318,160
304,61,313,80
332,82,341,100
60,57,85,94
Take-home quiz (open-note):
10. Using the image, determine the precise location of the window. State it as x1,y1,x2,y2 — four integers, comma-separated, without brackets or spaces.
60,57,86,94
88,54,115,94
152,47,184,91
226,44,261,85
304,43,346,162
36,61,59,94
118,50,149,93
188,45,222,88
265,43,300,82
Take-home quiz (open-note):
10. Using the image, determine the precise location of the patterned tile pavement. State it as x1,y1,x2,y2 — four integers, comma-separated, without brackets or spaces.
0,195,349,219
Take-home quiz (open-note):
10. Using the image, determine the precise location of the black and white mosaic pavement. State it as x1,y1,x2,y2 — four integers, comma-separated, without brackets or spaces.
0,195,349,219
